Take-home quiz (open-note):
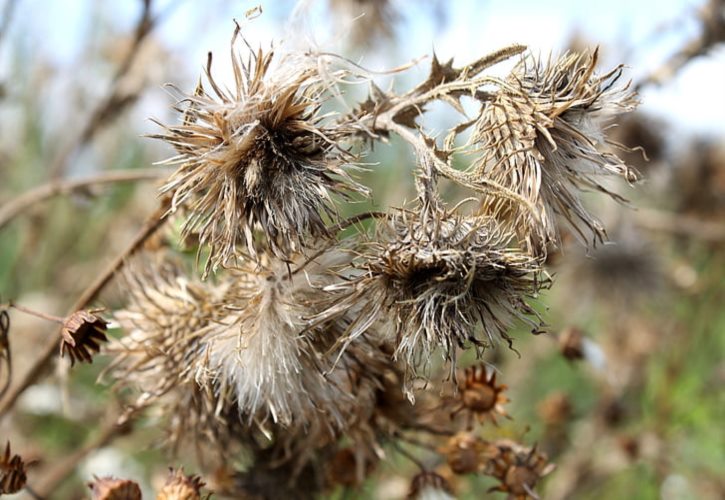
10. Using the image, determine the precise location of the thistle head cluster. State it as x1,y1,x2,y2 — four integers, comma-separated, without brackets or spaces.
104,18,645,498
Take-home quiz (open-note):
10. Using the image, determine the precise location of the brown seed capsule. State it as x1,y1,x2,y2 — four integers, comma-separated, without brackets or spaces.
558,326,585,361
156,468,205,500
451,364,510,428
0,441,28,495
60,309,108,365
485,441,555,500
88,476,142,500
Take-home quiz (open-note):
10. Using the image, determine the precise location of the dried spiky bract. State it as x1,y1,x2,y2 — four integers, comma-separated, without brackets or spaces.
60,309,108,365
154,25,364,274
1,441,27,495
471,49,638,253
324,203,543,387
88,476,142,500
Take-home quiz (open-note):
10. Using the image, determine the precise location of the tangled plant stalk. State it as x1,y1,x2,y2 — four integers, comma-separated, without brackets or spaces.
2,12,644,499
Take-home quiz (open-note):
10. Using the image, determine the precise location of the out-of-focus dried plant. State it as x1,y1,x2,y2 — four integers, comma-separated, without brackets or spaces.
0,441,28,495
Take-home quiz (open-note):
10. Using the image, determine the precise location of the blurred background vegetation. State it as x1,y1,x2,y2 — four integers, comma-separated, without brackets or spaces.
0,0,723,498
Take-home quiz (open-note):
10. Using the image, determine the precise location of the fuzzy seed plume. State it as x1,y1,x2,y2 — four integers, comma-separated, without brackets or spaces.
320,202,544,391
470,49,638,254
153,24,366,275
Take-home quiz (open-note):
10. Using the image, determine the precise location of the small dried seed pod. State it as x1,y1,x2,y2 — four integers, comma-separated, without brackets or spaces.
485,441,556,500
88,476,142,500
156,468,205,500
59,309,108,365
442,433,495,475
0,441,28,495
407,471,455,500
451,364,510,428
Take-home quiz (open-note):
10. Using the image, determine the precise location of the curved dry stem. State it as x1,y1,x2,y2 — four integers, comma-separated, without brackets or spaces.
0,168,170,231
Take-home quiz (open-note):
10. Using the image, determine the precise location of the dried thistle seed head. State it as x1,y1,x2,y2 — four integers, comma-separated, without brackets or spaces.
485,441,555,500
321,203,544,391
442,433,494,475
88,476,142,500
108,261,235,451
558,326,585,361
451,364,510,428
60,309,108,365
537,392,573,427
156,468,206,500
407,471,455,500
470,49,638,254
153,25,366,274
203,249,366,428
1,441,28,495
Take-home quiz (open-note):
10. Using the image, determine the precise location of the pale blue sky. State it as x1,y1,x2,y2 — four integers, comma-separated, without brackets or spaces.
2,0,723,135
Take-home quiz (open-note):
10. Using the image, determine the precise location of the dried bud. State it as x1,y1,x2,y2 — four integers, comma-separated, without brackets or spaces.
60,309,108,365
537,392,573,427
558,326,585,361
153,24,365,274
325,447,375,488
88,476,142,500
407,471,455,500
485,441,555,500
156,468,205,500
451,364,510,427
442,433,494,475
1,441,27,495
472,48,638,254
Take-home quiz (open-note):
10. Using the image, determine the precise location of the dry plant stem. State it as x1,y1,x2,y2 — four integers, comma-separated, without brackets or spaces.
32,410,137,498
0,0,20,50
48,0,156,179
0,168,170,230
0,204,169,418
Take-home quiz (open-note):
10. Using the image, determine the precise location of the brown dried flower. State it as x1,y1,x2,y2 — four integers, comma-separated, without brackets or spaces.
153,24,365,274
321,203,544,391
1,441,27,495
88,476,142,500
485,440,555,500
558,326,585,361
156,468,206,500
451,364,510,427
471,49,638,254
60,309,108,365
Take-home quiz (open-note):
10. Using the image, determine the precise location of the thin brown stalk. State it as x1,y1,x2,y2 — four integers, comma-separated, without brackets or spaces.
48,0,157,179
31,408,139,498
0,203,169,418
0,168,170,231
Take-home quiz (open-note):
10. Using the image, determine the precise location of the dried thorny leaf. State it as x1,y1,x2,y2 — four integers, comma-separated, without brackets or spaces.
60,309,108,366
157,468,206,500
88,476,142,500
319,201,545,393
1,441,28,495
470,48,638,254
153,24,366,275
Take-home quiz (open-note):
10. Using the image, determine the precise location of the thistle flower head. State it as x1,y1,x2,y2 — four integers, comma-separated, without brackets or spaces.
60,309,108,366
154,24,365,274
1,442,27,495
407,471,455,500
203,249,368,428
471,49,638,253
88,476,142,500
442,432,494,475
485,440,555,500
322,203,543,391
